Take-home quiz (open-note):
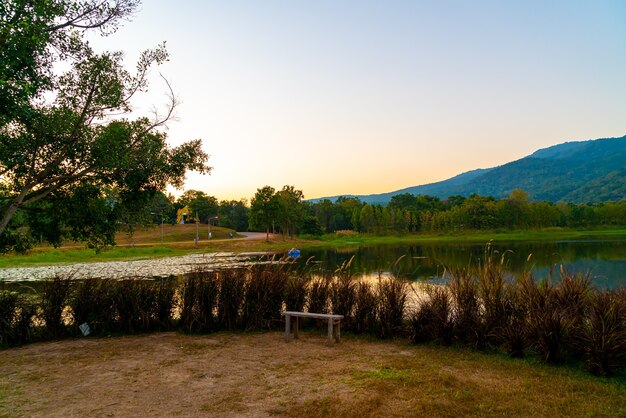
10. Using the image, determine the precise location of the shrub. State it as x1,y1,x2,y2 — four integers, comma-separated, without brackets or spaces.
411,285,453,346
0,291,35,347
523,277,572,364
40,276,72,339
499,281,528,358
475,249,509,348
242,264,287,330
578,290,626,376
353,282,377,334
377,277,409,339
308,275,331,314
154,278,176,331
283,274,309,313
70,278,117,335
330,274,357,327
179,269,219,333
448,269,481,347
113,279,174,333
217,269,247,330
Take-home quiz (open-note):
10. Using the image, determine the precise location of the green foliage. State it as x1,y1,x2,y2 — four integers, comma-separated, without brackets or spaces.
179,269,219,333
0,0,210,251
307,190,626,236
217,199,249,231
217,269,247,330
249,186,279,239
0,291,35,347
249,185,307,238
40,276,72,339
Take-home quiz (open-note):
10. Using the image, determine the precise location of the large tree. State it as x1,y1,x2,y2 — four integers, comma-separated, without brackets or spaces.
249,186,278,241
0,0,210,249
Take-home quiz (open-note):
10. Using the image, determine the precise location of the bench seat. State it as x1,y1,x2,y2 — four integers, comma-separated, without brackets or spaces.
282,311,344,346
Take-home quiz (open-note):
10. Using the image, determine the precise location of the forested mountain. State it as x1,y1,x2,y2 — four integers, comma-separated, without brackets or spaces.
313,135,626,204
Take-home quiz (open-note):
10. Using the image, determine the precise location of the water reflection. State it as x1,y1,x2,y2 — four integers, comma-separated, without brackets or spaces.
296,240,626,289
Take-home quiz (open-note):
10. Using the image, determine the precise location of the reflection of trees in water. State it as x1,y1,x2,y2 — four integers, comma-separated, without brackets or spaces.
301,240,626,288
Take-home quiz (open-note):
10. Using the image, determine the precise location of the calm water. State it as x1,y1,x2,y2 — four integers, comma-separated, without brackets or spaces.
291,239,626,289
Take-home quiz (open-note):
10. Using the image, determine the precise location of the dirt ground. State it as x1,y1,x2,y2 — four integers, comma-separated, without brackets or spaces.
1,331,625,417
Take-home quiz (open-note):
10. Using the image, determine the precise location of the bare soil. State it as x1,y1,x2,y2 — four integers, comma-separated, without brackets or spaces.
1,332,624,417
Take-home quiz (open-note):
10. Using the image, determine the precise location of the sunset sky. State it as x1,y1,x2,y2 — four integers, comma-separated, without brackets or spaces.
89,1,626,201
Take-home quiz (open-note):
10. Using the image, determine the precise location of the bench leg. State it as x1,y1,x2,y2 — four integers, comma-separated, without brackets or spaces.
294,317,299,340
334,319,341,343
284,314,291,342
327,318,334,346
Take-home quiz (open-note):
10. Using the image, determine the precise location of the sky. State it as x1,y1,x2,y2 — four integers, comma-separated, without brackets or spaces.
88,1,626,201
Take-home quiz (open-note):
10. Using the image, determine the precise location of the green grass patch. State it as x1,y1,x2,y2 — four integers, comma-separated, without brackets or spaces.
307,228,626,249
0,246,195,268
2,227,626,268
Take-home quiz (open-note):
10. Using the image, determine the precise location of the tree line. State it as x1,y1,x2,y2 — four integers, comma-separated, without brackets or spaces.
309,189,626,235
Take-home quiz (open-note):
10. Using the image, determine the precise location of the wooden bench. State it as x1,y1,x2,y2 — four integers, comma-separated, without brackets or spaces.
282,311,344,346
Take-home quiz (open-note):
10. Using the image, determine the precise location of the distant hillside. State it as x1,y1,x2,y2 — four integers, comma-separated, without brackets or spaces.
311,135,626,204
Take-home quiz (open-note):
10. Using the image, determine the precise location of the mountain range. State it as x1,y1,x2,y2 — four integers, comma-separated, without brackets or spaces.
312,135,626,204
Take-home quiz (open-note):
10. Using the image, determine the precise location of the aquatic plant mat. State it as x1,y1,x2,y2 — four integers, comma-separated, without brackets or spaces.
1,331,624,417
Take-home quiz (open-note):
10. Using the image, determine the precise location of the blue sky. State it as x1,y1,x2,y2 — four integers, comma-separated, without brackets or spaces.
89,1,626,200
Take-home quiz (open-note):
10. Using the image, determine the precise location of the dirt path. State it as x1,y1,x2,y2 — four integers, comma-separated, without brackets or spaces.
1,332,624,417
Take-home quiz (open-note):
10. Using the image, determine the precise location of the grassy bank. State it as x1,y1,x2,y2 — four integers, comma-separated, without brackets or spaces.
308,228,626,249
1,227,626,268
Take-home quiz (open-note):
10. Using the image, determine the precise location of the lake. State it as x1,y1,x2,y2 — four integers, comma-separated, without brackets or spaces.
293,239,626,289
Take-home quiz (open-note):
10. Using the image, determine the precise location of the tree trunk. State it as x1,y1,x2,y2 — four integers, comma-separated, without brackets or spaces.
0,189,28,235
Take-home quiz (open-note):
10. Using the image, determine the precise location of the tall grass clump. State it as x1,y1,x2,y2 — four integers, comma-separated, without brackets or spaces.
330,274,357,328
376,276,409,339
499,281,528,358
0,291,35,347
329,257,357,327
40,276,72,339
308,275,332,315
70,278,117,335
154,278,176,331
353,282,377,334
578,290,626,376
242,264,287,330
524,275,575,364
179,269,219,333
411,285,453,345
475,251,508,348
113,279,175,333
284,274,309,313
217,269,247,330
448,269,481,347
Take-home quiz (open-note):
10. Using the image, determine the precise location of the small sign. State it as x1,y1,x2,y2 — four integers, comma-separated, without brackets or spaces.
79,322,91,336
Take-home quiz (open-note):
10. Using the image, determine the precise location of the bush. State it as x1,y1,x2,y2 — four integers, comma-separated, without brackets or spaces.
70,278,117,335
242,264,287,330
40,276,72,339
499,281,528,358
376,277,408,339
113,279,175,333
523,277,572,364
411,285,453,345
179,269,219,333
284,274,309,313
330,274,357,327
308,275,331,314
217,269,247,330
578,290,626,376
448,269,481,347
0,291,35,347
353,282,377,334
